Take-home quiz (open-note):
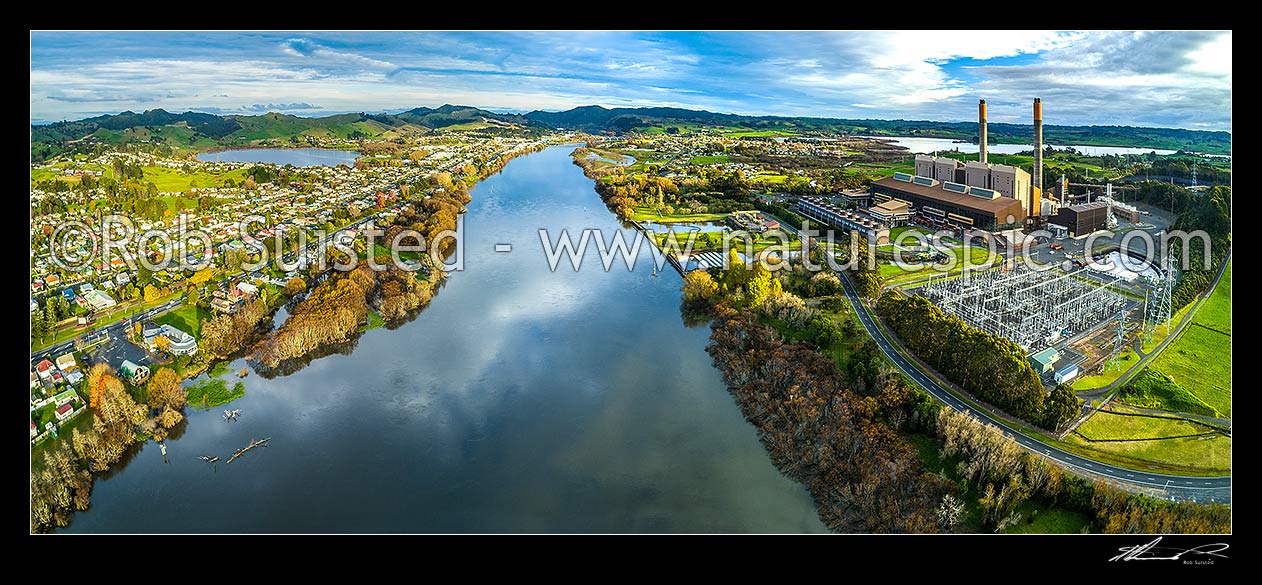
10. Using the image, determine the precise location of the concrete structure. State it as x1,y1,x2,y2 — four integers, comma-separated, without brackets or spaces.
1054,201,1109,237
917,155,1033,216
797,195,891,241
1033,98,1044,192
978,99,988,164
869,199,912,225
869,175,1026,231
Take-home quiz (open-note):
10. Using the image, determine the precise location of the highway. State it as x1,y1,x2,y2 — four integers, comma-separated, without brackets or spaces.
836,270,1230,503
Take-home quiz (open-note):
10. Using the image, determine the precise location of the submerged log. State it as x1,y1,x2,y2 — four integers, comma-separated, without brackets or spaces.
225,437,271,464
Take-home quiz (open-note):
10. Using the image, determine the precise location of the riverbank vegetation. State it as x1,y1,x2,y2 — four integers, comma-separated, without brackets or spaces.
679,246,1226,533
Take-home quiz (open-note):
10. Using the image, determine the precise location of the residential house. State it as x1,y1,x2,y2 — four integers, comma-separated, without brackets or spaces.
31,421,37,439
236,282,259,297
52,389,77,406
54,352,77,372
35,359,56,380
210,297,235,313
30,370,40,391
55,402,74,422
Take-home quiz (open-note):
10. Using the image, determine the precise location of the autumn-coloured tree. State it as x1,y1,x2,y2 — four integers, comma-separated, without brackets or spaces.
158,405,183,429
146,367,184,410
86,362,112,408
154,335,171,355
143,284,161,303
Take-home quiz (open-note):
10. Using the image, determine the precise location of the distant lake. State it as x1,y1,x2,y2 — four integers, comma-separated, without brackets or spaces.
863,136,1177,157
196,148,359,166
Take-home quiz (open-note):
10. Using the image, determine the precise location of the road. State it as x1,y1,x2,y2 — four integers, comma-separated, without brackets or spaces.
837,270,1230,503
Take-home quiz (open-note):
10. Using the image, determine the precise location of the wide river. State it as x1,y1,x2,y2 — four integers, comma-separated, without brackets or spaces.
864,135,1177,157
64,145,826,533
196,148,359,166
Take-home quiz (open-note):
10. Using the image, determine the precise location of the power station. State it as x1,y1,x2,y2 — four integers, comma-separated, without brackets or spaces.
858,97,1054,237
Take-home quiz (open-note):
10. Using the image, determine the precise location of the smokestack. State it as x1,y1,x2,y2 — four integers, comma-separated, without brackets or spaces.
978,99,988,164
1033,98,1043,190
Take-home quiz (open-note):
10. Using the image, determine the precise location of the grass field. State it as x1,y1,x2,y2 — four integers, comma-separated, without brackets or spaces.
1065,406,1230,475
1072,348,1138,390
1149,324,1231,418
1192,260,1231,335
749,173,787,184
632,205,728,223
139,166,250,192
155,304,211,338
1116,368,1221,418
688,155,731,165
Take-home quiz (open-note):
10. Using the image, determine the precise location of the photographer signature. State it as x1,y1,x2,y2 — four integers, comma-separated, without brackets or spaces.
1110,537,1229,562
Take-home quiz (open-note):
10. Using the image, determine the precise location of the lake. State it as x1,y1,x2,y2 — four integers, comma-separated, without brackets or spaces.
62,145,825,533
864,136,1176,157
196,148,359,166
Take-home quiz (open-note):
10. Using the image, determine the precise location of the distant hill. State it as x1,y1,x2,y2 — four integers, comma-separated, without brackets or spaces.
524,105,1232,155
30,105,545,161
31,103,1232,160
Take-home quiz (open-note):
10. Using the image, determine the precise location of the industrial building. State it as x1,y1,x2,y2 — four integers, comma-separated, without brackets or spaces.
869,173,1026,231
914,155,1035,216
796,195,891,241
1054,201,1110,237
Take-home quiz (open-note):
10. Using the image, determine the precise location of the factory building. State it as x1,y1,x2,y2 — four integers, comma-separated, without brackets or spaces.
797,195,891,242
914,155,1034,217
1053,201,1109,237
869,173,1026,231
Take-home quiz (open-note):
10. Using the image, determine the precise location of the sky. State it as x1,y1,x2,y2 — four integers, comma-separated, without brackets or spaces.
29,31,1232,131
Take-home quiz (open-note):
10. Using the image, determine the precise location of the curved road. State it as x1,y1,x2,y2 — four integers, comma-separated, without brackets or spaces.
837,271,1230,503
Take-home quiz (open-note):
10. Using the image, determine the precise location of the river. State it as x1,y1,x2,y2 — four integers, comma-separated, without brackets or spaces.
196,148,359,166
863,136,1176,157
63,145,826,533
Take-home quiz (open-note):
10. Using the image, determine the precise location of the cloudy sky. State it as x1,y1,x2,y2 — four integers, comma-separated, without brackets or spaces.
30,31,1232,130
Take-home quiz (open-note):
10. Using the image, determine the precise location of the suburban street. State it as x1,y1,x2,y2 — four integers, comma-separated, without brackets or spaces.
837,269,1231,503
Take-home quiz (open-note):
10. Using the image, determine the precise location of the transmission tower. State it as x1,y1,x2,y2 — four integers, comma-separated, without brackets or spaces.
1106,310,1128,371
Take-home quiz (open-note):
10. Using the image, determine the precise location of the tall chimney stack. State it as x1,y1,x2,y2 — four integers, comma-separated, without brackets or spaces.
1033,98,1043,190
978,99,988,164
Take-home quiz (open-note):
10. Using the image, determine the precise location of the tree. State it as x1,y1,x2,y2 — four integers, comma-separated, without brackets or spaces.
681,270,718,307
146,367,185,410
86,363,112,408
185,287,199,307
155,335,171,355
936,494,965,530
1042,384,1082,429
744,263,774,308
189,267,214,285
158,405,183,429
284,276,308,296
143,284,161,303
136,265,153,288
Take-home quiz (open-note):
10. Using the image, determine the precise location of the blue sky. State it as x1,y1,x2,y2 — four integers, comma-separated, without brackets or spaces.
30,31,1232,131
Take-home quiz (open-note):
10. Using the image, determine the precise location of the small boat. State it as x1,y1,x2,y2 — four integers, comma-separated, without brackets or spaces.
159,442,167,456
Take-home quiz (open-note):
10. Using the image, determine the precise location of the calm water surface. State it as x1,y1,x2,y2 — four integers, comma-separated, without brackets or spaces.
64,145,825,533
196,148,359,166
865,136,1176,156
